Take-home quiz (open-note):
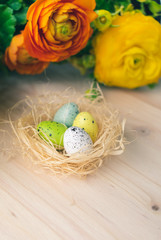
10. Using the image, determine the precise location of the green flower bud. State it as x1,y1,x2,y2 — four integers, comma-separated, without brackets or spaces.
94,10,113,32
82,55,95,69
69,55,95,74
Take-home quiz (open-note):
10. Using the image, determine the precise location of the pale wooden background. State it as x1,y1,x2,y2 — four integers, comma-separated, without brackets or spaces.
0,63,161,240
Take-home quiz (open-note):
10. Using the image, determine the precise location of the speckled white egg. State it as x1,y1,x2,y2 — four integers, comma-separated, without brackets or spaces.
53,102,79,128
64,127,93,155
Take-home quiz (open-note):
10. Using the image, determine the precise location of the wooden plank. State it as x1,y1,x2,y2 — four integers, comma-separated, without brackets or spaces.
0,64,161,240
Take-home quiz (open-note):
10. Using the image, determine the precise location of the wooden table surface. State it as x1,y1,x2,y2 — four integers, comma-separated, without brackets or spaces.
0,64,161,240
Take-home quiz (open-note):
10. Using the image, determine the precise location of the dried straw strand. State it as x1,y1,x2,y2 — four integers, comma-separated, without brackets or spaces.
7,88,126,176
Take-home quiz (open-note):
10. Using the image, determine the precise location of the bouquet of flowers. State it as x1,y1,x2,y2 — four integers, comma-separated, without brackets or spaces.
1,0,161,88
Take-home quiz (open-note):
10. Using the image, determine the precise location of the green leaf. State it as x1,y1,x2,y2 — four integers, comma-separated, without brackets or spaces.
96,0,115,11
7,0,22,11
23,0,36,7
96,0,131,12
85,88,101,101
15,6,28,25
0,0,6,4
85,80,102,101
149,1,161,15
148,83,157,89
0,4,16,52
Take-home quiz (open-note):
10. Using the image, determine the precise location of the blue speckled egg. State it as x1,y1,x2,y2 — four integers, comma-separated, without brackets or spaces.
64,126,93,155
53,103,79,128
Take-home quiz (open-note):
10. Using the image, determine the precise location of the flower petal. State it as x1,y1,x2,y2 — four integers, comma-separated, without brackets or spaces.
74,0,96,10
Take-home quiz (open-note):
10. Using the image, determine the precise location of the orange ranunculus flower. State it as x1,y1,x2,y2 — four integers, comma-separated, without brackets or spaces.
23,0,97,62
5,33,49,75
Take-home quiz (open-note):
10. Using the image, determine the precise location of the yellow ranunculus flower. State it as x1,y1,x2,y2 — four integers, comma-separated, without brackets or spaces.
93,12,161,88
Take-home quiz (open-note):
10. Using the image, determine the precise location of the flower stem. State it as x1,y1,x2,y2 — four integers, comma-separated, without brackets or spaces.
141,2,146,15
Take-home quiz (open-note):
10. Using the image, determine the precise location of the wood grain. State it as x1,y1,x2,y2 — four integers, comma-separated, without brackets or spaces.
0,64,161,240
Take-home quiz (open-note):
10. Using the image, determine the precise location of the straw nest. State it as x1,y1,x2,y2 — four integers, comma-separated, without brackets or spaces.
8,88,126,176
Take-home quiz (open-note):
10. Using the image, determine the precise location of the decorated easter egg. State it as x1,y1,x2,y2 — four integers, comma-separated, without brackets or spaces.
53,102,79,127
37,121,67,149
73,112,98,142
64,126,93,155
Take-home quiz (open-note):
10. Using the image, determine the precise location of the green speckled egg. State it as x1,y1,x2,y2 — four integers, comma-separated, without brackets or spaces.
73,112,98,142
37,121,67,149
53,102,79,127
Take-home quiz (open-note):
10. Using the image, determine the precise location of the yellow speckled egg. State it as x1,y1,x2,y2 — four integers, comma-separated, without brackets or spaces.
73,112,98,142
